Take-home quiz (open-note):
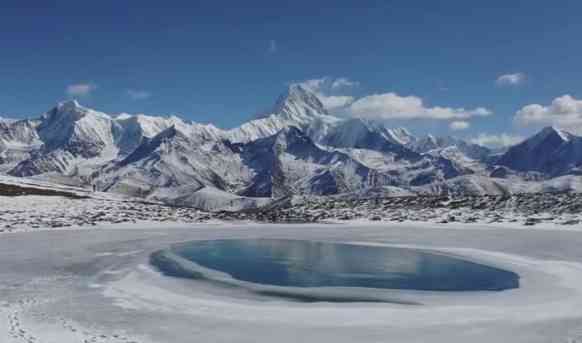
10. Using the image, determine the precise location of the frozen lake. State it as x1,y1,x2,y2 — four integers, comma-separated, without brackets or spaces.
2,222,582,343
153,239,519,297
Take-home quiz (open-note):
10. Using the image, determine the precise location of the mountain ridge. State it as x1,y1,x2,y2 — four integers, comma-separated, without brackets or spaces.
1,85,581,209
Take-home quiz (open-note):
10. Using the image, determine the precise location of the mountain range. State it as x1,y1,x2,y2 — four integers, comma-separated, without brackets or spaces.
1,84,581,210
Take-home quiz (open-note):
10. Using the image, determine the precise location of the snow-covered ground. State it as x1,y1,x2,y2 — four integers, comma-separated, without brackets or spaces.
1,184,581,233
0,175,216,232
2,222,582,342
0,195,213,233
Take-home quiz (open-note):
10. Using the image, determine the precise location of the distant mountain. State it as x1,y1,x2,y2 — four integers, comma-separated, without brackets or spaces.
409,134,491,162
321,118,421,161
9,101,118,177
0,118,42,172
97,123,246,199
1,85,579,209
227,84,340,143
237,126,373,197
496,126,582,177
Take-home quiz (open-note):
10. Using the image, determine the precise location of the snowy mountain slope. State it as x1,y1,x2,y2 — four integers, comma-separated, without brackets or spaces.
96,124,251,198
236,126,373,197
414,174,582,197
227,84,340,143
329,185,414,199
36,100,115,154
1,85,581,209
113,113,185,155
149,184,270,211
321,118,421,161
496,126,582,176
0,118,42,172
410,134,491,162
5,101,224,181
386,127,415,145
113,113,224,155
8,101,119,177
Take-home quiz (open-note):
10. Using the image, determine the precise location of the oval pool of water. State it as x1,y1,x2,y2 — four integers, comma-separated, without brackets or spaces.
150,239,519,302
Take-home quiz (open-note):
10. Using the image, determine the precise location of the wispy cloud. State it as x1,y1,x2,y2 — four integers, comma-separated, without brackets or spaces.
297,77,359,110
470,133,524,148
449,121,470,131
331,77,359,90
496,72,526,86
66,83,96,97
126,89,152,100
268,40,277,53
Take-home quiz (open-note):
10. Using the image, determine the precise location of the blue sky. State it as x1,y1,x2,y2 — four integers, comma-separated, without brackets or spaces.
1,1,582,146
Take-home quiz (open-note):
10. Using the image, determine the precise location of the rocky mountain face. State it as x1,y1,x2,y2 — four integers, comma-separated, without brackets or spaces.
409,135,491,162
226,84,340,143
0,118,42,172
1,85,581,209
496,126,582,177
10,101,119,177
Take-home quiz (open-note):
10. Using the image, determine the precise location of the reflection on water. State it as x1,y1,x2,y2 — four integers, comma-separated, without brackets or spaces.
166,239,519,292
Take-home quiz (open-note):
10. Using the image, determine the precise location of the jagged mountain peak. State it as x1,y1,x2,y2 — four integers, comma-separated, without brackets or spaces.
285,83,322,102
386,127,415,145
328,117,415,146
42,100,111,124
249,126,311,151
227,84,339,143
425,133,437,142
58,99,81,109
273,125,311,147
324,117,405,146
5,85,582,204
115,112,186,136
496,126,581,175
53,99,85,116
272,83,329,119
532,126,571,144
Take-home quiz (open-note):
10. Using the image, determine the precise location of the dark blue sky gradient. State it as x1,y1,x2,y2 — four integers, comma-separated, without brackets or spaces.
1,1,581,138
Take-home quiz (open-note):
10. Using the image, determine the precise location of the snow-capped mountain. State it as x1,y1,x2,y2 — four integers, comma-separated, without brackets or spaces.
9,100,119,177
113,113,186,155
236,126,374,197
321,118,421,161
1,85,580,209
409,135,491,162
0,118,42,172
97,123,248,199
7,101,223,180
496,126,582,177
227,84,340,143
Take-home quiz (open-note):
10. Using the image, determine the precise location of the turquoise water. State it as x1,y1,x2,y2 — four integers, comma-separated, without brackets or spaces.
156,239,519,292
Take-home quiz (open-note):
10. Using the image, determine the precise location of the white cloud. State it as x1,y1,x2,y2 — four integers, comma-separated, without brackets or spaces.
296,77,491,126
515,95,582,132
126,89,151,100
268,40,277,53
449,121,470,131
319,95,355,110
470,133,524,148
297,77,358,110
66,83,96,97
331,77,359,89
299,77,358,93
496,73,526,86
347,92,492,120
300,78,327,91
